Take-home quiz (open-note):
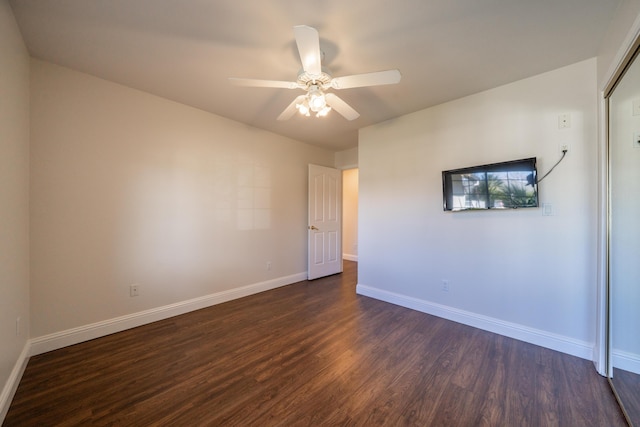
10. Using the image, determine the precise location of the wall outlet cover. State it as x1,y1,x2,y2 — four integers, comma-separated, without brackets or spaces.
558,114,571,129
130,284,140,297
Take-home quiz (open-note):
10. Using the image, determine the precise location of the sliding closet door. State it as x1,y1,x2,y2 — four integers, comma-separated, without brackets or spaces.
609,48,640,426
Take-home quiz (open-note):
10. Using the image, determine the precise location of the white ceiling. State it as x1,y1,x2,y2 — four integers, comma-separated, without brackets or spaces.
9,0,620,151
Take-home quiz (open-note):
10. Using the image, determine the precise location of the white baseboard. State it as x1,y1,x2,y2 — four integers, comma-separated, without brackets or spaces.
0,342,30,423
343,253,358,262
612,348,640,375
356,283,593,360
30,272,307,356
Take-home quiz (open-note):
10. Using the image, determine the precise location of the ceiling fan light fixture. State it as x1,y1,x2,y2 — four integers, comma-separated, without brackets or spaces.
229,25,400,122
307,85,327,112
309,93,326,112
296,98,310,116
316,105,331,117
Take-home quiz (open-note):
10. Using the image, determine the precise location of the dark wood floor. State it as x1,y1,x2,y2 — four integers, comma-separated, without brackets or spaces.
4,261,626,426
612,368,640,426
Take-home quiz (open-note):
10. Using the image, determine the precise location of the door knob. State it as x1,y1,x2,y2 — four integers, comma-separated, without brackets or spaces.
308,225,319,231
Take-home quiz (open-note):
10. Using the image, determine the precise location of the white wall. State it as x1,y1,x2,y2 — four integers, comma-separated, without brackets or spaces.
29,59,334,342
609,54,640,373
0,0,30,419
342,169,358,261
357,59,598,359
335,147,358,170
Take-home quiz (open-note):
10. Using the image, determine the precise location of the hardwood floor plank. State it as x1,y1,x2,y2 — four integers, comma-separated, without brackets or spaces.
612,368,640,425
3,261,627,426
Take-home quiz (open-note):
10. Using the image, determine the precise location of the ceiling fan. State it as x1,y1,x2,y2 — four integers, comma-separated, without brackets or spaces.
229,25,401,121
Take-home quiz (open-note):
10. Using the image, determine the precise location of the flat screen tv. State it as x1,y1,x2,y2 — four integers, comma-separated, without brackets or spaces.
442,157,538,211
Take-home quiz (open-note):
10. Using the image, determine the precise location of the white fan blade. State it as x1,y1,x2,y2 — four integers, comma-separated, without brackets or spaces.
293,25,322,76
229,78,298,89
325,93,360,121
277,95,307,121
331,70,401,89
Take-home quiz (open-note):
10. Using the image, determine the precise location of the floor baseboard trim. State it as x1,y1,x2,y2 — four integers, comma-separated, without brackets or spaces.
0,342,30,423
343,254,358,262
30,272,307,357
612,349,640,375
356,283,593,360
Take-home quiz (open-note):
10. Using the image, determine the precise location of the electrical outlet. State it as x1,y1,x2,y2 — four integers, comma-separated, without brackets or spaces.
559,143,570,154
266,261,272,271
442,280,450,292
130,284,140,297
558,114,571,129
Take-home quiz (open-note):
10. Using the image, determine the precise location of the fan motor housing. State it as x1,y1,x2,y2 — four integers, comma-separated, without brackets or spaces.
297,69,332,89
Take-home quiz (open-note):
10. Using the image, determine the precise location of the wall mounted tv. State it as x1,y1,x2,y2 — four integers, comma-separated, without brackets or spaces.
442,157,538,211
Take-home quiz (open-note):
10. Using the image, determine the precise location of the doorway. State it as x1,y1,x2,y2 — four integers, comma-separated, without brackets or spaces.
342,168,358,262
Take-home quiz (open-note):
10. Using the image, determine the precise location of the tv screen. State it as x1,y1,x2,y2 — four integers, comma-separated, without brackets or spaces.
442,157,538,211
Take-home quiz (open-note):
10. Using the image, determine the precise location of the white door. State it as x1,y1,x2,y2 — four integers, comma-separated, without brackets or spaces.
308,164,342,280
